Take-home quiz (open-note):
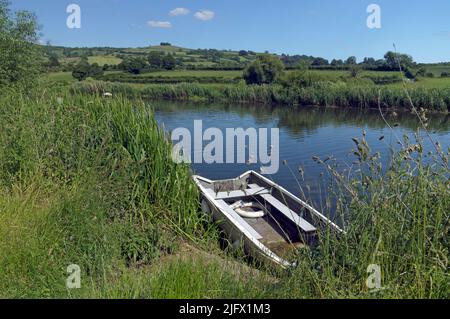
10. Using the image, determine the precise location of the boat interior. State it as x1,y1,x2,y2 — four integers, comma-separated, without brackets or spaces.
197,172,323,258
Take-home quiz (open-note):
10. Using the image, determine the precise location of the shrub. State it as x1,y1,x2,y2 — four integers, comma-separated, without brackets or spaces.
0,1,42,89
243,54,285,84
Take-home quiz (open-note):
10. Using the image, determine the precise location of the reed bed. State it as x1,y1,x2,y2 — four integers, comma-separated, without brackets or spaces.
73,81,450,112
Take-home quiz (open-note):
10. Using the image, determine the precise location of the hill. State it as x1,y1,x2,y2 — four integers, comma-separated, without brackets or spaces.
42,44,258,71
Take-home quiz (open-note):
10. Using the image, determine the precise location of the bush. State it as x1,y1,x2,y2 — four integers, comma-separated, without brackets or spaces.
120,57,147,74
243,54,285,84
72,60,104,81
0,1,42,89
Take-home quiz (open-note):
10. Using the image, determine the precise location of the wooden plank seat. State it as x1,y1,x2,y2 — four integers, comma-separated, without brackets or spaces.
248,184,317,233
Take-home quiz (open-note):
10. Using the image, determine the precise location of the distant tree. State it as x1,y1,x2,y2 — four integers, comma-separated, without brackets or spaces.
89,63,104,78
243,54,284,84
0,0,42,88
362,57,376,65
311,57,329,66
361,57,377,69
416,68,426,77
238,50,249,56
120,57,147,74
384,51,414,71
162,53,176,70
148,51,163,68
331,59,344,68
243,60,264,84
47,54,60,68
72,61,104,81
402,66,416,80
160,42,171,46
345,56,357,65
72,60,91,81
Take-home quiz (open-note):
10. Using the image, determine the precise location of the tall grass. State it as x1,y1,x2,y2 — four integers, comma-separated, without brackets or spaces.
0,86,448,298
0,87,213,297
72,81,450,112
276,132,449,298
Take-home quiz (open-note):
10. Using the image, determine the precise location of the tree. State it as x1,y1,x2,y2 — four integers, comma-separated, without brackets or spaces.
162,53,176,70
416,68,426,77
47,54,60,69
243,54,284,84
148,51,163,68
238,50,249,56
243,60,264,84
72,60,91,81
331,59,344,68
89,63,104,78
120,57,147,74
384,51,414,71
311,57,329,66
345,56,357,65
362,57,376,65
0,0,42,88
71,60,104,81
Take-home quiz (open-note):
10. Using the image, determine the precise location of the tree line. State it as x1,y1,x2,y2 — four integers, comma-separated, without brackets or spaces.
243,51,418,85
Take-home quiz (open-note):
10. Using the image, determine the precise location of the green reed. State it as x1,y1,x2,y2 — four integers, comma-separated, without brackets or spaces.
72,80,450,112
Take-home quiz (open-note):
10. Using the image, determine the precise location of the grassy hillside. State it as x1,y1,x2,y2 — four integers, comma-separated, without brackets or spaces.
44,44,256,70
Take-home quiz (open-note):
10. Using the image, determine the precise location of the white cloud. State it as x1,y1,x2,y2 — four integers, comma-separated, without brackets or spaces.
194,10,215,21
169,8,190,16
147,21,172,29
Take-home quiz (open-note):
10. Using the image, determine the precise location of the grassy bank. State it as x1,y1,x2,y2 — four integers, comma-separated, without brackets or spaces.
72,81,450,112
0,86,448,298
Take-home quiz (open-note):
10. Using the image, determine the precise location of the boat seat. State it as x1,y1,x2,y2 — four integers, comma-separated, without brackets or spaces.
215,199,263,240
205,187,269,200
248,184,317,233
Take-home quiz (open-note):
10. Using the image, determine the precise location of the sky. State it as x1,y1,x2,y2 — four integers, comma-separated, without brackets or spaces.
10,0,450,63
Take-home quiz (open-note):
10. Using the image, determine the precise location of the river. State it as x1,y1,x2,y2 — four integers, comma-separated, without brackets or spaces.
154,100,450,210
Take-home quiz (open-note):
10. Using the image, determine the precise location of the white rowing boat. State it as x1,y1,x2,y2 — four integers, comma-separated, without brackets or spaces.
192,170,343,268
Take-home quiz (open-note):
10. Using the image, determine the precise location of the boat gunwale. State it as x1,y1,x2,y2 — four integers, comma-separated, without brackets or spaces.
192,172,294,268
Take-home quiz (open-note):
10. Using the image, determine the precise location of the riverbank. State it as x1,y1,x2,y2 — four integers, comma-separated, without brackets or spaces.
0,86,448,298
70,80,450,113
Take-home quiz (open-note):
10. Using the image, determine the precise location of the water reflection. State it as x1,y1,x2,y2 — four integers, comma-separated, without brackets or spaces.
152,100,450,213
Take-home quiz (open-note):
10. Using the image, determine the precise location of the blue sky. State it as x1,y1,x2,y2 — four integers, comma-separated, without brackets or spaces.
11,0,450,63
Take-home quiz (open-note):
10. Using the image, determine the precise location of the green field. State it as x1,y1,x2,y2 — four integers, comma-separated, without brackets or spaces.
137,70,242,78
88,55,122,66
421,64,450,77
44,71,121,83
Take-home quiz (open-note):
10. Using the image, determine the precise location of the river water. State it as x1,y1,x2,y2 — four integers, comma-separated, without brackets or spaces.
154,100,450,210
